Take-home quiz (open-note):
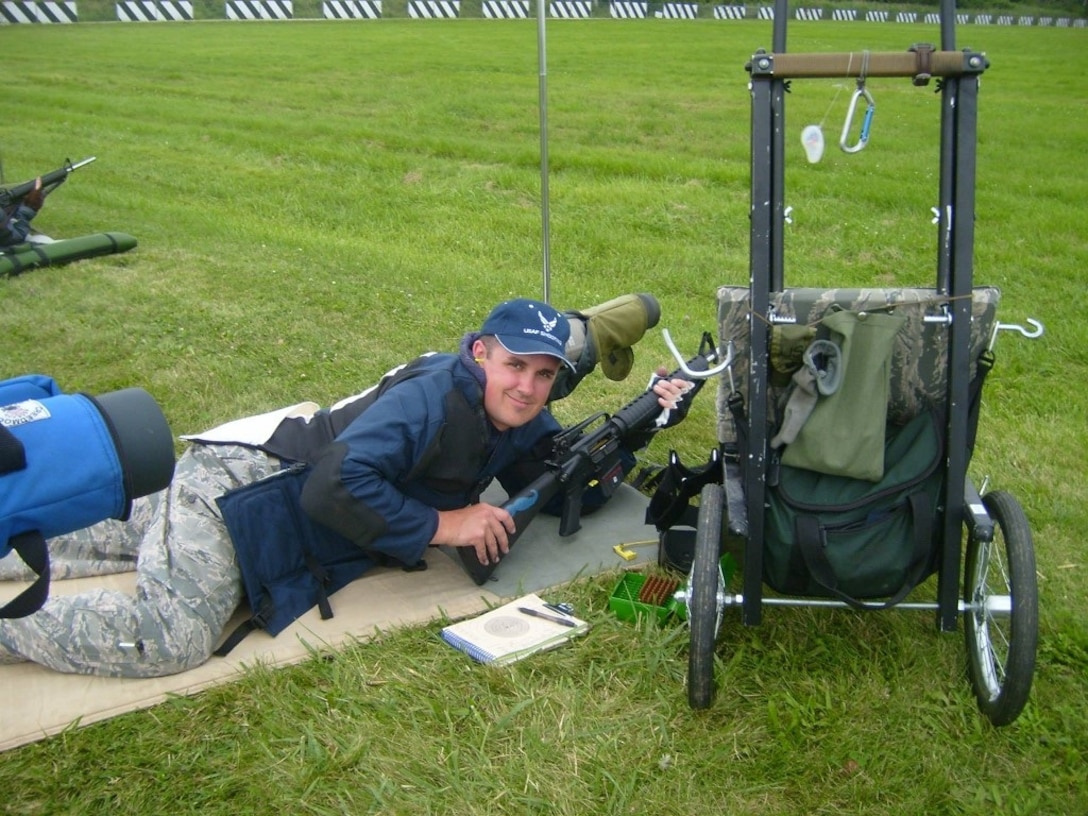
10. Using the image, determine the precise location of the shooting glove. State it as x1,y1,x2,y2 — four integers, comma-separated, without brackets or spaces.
23,185,44,212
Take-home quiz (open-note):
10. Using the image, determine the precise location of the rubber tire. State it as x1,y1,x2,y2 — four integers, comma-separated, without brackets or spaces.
688,483,724,710
964,490,1038,726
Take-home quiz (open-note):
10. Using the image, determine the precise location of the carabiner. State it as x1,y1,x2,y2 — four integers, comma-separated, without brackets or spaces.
839,83,875,154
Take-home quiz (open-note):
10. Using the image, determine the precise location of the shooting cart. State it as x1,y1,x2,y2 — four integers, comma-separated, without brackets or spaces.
666,0,1041,726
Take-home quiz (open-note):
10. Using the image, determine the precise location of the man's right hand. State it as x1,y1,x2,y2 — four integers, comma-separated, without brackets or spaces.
431,504,516,566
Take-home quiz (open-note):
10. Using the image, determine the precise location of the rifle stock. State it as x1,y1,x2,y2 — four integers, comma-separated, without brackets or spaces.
1,157,96,211
457,332,718,585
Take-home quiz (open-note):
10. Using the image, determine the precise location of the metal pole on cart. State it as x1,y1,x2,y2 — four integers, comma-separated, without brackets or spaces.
738,0,792,627
537,0,552,304
935,0,984,632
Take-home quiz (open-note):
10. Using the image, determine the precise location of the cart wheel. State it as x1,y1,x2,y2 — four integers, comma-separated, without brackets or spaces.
688,483,724,709
964,490,1038,726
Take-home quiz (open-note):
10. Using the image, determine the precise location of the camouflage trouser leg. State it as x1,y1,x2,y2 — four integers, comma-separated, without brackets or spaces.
0,444,278,678
0,494,158,581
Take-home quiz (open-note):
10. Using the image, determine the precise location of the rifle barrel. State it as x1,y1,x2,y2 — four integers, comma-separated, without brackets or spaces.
1,156,97,208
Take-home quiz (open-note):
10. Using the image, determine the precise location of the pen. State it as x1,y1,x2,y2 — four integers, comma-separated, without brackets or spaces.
543,602,574,616
518,607,578,628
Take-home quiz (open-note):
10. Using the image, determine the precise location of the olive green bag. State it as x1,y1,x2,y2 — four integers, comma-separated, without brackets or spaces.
780,309,906,482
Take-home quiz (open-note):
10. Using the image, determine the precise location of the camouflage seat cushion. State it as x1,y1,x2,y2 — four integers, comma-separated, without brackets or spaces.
715,286,1001,446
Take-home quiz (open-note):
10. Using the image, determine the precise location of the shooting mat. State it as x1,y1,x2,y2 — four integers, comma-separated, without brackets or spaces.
0,484,657,752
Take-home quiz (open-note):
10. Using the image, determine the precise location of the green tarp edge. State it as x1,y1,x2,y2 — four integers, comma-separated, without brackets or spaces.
1,233,137,278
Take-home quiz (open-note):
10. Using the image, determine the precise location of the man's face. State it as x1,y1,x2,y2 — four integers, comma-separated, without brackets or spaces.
474,339,561,432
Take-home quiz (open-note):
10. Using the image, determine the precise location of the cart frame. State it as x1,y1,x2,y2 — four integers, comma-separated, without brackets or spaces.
676,0,1040,726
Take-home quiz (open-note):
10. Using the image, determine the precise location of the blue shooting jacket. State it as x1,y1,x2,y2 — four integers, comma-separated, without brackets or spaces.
214,349,563,649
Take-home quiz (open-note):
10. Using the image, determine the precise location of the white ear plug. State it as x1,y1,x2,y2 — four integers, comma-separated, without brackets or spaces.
801,125,825,164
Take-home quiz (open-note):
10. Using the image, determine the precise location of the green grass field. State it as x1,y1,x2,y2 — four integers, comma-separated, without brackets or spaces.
1,17,1086,815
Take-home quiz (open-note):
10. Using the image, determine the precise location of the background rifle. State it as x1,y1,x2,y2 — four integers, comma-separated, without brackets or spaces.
0,156,96,211
458,332,719,585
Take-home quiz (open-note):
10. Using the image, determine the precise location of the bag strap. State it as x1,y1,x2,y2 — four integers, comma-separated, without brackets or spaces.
304,554,334,621
645,448,722,532
212,528,340,657
726,390,748,458
629,463,665,493
966,349,994,453
794,491,934,611
0,531,50,620
213,597,276,657
0,423,28,475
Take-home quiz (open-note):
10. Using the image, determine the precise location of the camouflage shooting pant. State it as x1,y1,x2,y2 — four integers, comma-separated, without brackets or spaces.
0,443,278,678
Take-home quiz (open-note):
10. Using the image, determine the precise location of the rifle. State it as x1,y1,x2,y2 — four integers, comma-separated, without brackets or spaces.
457,331,720,585
0,156,96,211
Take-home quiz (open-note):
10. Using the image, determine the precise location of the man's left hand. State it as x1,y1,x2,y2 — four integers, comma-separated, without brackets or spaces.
652,370,695,411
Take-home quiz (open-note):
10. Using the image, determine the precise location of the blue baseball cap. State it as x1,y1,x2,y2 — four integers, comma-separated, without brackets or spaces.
480,299,574,370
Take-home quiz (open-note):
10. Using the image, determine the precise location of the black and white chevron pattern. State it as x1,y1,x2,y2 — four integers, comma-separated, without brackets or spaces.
225,0,292,18
609,1,646,18
408,0,459,17
548,0,588,17
483,0,529,18
322,0,380,18
116,0,193,21
1,0,76,21
713,4,745,20
0,1,1082,26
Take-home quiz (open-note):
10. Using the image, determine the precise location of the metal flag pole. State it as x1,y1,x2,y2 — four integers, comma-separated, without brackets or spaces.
537,0,552,303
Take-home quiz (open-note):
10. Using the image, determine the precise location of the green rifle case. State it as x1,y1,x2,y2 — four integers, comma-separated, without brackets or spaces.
1,232,137,277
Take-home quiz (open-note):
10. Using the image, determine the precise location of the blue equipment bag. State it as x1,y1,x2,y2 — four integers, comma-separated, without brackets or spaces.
0,374,63,404
0,376,175,618
0,377,62,617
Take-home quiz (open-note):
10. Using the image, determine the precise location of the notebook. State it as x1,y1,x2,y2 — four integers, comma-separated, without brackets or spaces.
440,593,589,666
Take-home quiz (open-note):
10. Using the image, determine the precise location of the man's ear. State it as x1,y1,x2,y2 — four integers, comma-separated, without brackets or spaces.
471,338,488,363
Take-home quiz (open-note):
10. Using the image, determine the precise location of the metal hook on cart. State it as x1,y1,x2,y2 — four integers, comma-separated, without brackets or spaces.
840,83,875,153
840,52,875,154
988,318,1044,351
662,329,733,379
